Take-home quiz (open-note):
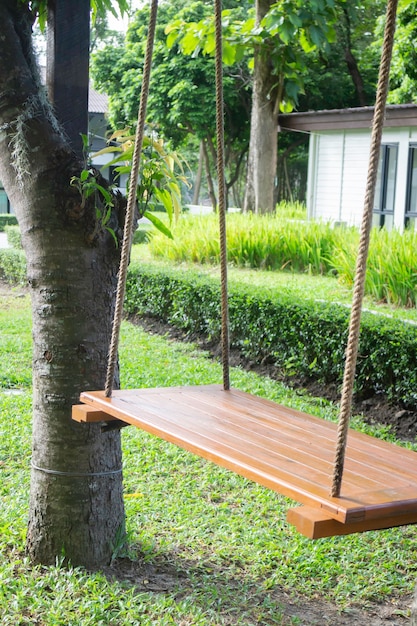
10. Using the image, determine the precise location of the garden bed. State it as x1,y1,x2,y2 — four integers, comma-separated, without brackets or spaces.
132,312,417,442
125,262,417,415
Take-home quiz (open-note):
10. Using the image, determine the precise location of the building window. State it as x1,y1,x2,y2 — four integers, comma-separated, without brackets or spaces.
373,144,398,228
405,145,417,229
0,180,10,214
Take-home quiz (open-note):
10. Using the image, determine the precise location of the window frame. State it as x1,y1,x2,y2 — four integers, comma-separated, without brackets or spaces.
0,180,11,214
405,143,417,227
373,143,398,228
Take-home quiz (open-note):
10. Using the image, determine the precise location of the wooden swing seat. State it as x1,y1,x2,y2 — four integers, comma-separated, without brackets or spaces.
72,385,417,539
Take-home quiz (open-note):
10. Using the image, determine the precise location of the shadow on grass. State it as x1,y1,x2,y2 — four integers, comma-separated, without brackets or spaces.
100,549,410,626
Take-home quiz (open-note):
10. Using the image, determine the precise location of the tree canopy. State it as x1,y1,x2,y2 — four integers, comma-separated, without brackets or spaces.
92,1,252,206
386,0,417,103
92,0,393,211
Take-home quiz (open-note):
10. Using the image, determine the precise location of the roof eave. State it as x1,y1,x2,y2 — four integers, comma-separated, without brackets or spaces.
278,104,417,132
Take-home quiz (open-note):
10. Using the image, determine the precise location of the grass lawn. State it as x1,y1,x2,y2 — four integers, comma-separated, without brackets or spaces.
131,244,417,324
0,286,416,624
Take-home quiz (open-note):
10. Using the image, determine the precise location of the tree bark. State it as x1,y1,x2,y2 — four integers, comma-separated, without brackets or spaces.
192,140,204,205
243,0,278,214
202,138,217,210
342,6,367,107
0,2,125,567
345,48,367,107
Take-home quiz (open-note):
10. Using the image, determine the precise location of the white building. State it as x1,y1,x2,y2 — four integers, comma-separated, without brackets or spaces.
279,104,417,229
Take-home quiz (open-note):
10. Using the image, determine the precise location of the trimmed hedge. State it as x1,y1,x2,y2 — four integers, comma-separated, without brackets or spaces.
0,214,18,231
125,262,417,409
2,246,417,409
0,248,27,284
4,225,22,249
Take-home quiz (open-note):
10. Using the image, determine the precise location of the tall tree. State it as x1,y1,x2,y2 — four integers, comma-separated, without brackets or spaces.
243,0,337,213
243,0,275,213
92,0,251,208
0,0,127,566
168,0,337,213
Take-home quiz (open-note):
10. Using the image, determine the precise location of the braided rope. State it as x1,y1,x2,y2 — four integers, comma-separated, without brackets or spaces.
214,0,230,390
330,0,398,497
105,0,159,397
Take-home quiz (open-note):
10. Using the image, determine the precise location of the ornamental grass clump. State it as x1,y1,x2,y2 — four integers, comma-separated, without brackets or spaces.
333,227,417,308
149,211,354,275
367,228,417,307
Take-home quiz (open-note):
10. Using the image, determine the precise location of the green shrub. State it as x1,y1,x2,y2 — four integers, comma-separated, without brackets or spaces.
125,262,417,408
0,214,18,231
328,227,417,308
149,213,354,274
148,212,417,308
0,248,27,285
4,225,22,249
132,223,153,245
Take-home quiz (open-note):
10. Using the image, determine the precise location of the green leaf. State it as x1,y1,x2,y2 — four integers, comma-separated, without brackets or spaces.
181,30,202,55
166,30,179,50
279,100,294,113
203,32,216,56
102,206,112,226
105,226,118,247
93,145,123,158
280,21,295,44
299,29,316,53
308,24,325,48
143,211,173,240
285,79,301,102
95,184,113,206
222,41,236,66
153,188,173,221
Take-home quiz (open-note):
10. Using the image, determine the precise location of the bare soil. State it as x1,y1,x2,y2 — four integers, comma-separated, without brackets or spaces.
102,554,412,625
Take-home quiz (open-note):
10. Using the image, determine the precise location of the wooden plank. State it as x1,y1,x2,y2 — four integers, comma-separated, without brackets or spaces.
178,386,417,480
76,385,417,532
72,404,118,423
80,387,358,519
113,388,399,497
164,387,417,487
287,506,417,539
106,387,417,498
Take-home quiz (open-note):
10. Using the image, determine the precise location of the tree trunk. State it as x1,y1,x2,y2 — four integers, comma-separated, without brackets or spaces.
192,140,204,205
0,2,125,567
202,138,217,210
243,0,278,214
342,6,367,107
345,48,367,107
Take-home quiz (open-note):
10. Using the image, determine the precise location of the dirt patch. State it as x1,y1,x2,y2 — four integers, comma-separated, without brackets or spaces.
102,554,412,625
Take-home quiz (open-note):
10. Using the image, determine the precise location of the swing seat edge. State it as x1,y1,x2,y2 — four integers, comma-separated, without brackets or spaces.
287,505,417,539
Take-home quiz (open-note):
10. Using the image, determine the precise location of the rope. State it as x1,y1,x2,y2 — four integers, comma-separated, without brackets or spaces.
105,0,158,397
330,0,398,497
31,462,123,478
214,0,230,390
